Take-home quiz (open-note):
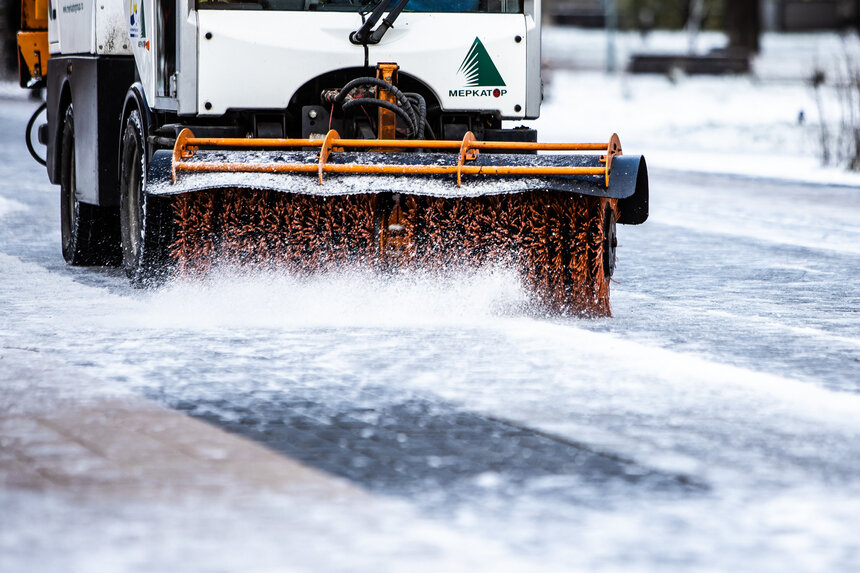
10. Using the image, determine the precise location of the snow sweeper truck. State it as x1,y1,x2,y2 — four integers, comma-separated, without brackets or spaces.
17,0,648,316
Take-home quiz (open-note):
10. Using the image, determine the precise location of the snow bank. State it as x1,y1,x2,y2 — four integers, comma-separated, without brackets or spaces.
535,28,860,186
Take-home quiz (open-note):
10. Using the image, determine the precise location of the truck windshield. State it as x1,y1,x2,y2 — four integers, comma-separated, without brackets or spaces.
196,0,523,13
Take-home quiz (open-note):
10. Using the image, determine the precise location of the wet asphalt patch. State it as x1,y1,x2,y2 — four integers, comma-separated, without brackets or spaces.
165,389,706,511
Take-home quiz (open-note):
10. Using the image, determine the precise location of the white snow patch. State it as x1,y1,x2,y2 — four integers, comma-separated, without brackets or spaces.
119,266,531,330
0,196,27,218
645,172,860,254
0,81,28,100
505,319,860,427
527,70,860,186
532,29,860,185
543,29,849,82
646,149,860,188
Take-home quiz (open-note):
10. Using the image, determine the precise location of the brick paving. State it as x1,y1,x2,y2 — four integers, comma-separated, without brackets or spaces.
0,348,541,573
0,347,365,502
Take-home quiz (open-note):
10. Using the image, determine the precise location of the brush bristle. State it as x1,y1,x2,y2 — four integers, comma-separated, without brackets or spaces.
170,189,616,317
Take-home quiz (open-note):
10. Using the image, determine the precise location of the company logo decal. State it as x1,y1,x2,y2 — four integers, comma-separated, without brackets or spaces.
450,37,507,99
129,0,147,46
62,2,85,14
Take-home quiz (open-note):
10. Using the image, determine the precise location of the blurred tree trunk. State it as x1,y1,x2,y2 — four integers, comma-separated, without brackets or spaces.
724,0,761,54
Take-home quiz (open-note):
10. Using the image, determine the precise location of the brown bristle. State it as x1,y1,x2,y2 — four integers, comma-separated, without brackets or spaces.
169,189,617,317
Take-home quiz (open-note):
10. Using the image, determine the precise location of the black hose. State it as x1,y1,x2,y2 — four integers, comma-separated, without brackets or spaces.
334,77,431,140
401,94,419,137
335,77,410,110
342,98,416,137
405,93,426,139
26,102,47,167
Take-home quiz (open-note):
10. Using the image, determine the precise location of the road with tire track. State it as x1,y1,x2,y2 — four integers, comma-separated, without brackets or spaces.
2,91,860,572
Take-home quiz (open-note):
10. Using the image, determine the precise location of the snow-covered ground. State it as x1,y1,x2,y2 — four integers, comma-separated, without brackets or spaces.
535,29,860,185
1,28,859,573
542,29,849,81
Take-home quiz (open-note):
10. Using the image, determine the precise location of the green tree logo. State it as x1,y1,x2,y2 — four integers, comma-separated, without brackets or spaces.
458,38,506,87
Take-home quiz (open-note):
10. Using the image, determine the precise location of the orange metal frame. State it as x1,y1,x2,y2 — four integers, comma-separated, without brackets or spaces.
171,129,623,188
17,31,48,85
376,63,399,141
21,0,48,30
17,0,49,88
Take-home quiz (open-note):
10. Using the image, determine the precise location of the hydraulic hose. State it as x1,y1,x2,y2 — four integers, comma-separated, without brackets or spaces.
331,76,428,140
342,98,417,137
405,93,427,139
335,77,410,109
26,102,47,167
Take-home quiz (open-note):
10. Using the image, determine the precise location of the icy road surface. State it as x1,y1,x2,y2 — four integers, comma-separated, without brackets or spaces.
1,92,860,572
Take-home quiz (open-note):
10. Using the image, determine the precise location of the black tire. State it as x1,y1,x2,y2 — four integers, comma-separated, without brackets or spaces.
119,108,173,285
59,104,121,266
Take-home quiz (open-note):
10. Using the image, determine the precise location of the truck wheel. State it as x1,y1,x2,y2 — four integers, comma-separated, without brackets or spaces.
60,105,120,266
119,109,172,284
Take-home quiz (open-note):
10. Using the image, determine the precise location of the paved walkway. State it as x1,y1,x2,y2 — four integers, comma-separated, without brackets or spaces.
0,346,363,500
0,345,527,573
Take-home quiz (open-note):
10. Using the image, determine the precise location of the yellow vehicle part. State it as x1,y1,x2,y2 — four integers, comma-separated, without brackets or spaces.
17,31,49,88
18,0,49,88
21,0,48,29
